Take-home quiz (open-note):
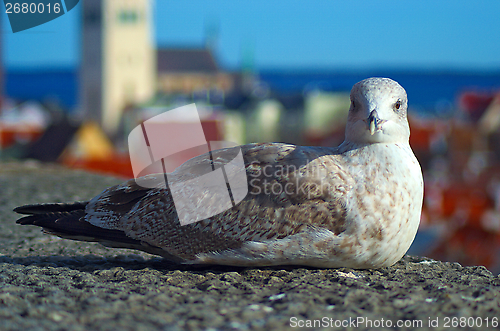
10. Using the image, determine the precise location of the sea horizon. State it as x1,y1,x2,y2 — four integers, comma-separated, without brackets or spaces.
4,66,500,115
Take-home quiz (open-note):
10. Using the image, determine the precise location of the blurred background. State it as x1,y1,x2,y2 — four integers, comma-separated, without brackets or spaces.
1,0,500,272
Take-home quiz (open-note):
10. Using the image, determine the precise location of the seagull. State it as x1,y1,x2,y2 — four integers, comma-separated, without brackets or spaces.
15,77,423,268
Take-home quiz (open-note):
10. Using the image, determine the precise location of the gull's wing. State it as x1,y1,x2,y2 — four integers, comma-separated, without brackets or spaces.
17,143,353,262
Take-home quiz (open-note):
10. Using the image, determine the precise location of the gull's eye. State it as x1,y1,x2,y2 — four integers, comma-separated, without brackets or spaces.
351,99,359,111
394,99,402,111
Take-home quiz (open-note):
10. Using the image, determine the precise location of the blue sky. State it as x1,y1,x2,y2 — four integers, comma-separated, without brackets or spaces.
3,0,500,71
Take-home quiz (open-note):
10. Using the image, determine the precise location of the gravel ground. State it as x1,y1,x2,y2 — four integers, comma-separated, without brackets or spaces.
1,161,500,331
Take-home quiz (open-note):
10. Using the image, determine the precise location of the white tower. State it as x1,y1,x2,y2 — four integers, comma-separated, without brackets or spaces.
81,0,156,133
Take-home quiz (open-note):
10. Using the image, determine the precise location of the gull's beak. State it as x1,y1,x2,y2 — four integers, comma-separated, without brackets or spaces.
368,110,379,135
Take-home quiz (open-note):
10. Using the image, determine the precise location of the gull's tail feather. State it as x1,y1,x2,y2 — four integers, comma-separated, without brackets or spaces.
16,203,137,244
14,203,177,261
14,202,89,215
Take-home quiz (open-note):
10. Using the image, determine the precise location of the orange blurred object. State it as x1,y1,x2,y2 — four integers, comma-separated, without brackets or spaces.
62,153,134,179
0,126,43,148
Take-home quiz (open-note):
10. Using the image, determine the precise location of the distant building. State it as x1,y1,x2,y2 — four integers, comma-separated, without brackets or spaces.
81,0,156,133
156,48,234,94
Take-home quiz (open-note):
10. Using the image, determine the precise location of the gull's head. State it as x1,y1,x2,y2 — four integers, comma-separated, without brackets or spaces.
345,77,410,145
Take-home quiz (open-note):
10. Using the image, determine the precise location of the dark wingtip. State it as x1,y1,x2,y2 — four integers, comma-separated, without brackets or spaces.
16,215,36,225
13,202,89,215
13,205,35,214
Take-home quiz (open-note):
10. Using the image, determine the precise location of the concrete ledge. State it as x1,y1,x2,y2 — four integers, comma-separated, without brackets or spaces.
1,161,499,330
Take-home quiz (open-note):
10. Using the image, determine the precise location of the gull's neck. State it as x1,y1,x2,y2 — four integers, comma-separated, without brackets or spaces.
337,139,410,154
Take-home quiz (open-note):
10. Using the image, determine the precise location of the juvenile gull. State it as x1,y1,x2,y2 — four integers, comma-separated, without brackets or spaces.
15,77,423,268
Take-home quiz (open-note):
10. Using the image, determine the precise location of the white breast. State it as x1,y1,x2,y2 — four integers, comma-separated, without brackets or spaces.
339,143,424,267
